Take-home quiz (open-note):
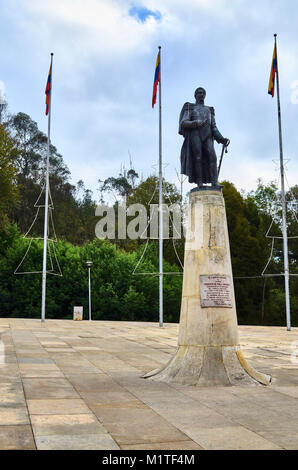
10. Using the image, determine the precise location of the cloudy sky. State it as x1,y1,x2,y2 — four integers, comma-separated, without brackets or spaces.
1,0,298,200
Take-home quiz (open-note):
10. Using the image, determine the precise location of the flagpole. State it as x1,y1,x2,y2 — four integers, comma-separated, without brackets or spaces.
158,46,163,328
274,34,291,331
41,52,53,323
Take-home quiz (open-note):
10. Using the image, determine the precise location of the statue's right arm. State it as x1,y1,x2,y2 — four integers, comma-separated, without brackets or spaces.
179,103,198,135
181,120,197,129
180,104,196,130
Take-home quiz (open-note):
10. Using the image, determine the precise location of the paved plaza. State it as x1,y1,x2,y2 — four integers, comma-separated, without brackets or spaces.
0,318,297,450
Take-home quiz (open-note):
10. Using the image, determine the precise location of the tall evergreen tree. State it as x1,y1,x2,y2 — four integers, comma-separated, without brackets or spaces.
0,124,19,229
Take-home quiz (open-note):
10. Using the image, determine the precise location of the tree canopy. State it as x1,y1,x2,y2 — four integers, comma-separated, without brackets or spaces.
0,124,19,229
0,104,297,326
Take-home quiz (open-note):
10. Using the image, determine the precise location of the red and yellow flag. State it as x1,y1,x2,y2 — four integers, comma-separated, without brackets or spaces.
152,51,160,108
268,43,277,97
45,63,52,115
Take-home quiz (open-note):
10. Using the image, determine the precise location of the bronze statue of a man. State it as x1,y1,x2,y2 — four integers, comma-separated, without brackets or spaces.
179,87,229,189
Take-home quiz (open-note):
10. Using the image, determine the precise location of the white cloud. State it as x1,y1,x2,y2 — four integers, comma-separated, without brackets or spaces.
9,0,242,66
146,0,241,19
14,0,162,58
2,0,298,197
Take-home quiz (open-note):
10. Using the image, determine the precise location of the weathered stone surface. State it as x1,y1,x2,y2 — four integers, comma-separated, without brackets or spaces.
0,319,296,449
0,406,30,425
121,440,203,450
181,425,281,450
0,425,35,450
22,378,80,400
27,398,92,415
91,406,190,445
35,433,119,450
145,190,271,386
31,413,106,436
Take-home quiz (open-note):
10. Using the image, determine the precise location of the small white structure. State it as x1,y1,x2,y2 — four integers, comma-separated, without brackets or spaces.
73,306,83,321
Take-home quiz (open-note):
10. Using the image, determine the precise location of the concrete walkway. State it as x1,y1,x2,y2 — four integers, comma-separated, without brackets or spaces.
0,318,297,450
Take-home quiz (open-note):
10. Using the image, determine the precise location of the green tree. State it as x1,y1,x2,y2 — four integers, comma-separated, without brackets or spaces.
5,111,98,244
248,178,280,223
99,167,139,201
222,181,272,324
9,112,69,183
0,228,182,322
0,124,19,229
126,175,184,266
8,112,71,234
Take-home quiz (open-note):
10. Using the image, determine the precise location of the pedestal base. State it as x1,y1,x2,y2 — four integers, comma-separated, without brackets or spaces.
143,345,271,386
143,189,271,387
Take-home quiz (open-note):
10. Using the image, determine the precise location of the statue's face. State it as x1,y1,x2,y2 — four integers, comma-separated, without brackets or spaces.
195,88,206,102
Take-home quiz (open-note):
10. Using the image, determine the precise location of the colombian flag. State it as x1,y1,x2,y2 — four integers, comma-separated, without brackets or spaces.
268,43,277,97
45,63,52,115
152,51,160,108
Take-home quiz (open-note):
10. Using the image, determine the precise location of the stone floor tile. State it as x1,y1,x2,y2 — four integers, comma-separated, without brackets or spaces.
271,386,298,399
0,319,296,450
150,404,238,430
0,383,26,406
35,433,119,450
17,357,54,364
79,390,146,407
56,365,102,375
22,378,80,400
0,406,29,425
0,376,21,385
182,425,282,450
92,407,190,445
194,401,298,434
45,348,74,353
258,429,298,450
0,381,24,395
67,374,124,392
31,413,106,436
19,363,61,371
121,440,204,450
0,354,17,364
0,425,36,450
0,364,19,374
27,398,92,415
20,370,64,378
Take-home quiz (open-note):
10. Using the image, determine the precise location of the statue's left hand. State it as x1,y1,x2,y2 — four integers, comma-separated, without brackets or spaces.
223,138,230,146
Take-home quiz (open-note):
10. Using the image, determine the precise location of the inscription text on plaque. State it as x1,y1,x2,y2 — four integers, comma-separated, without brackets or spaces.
200,274,232,308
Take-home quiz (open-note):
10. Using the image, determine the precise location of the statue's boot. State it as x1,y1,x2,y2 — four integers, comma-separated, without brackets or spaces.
210,160,221,189
190,180,204,193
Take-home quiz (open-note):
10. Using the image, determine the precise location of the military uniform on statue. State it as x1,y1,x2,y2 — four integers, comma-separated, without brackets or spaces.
179,87,229,190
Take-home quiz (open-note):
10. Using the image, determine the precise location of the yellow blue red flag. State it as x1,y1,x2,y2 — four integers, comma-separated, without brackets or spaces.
152,51,160,108
45,63,52,115
268,43,277,97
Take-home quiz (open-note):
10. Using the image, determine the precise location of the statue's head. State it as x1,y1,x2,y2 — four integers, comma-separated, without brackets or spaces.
194,87,206,101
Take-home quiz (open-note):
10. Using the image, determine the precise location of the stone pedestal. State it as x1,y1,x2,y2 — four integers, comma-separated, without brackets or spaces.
144,189,271,386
